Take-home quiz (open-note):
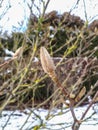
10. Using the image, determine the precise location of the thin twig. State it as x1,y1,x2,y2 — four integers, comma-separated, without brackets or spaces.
72,91,98,130
0,58,13,68
81,91,98,121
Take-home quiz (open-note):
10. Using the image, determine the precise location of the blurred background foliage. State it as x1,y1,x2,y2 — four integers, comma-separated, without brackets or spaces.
0,0,98,110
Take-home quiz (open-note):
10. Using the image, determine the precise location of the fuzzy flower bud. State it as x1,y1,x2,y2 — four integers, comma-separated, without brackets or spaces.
13,47,23,59
40,47,56,78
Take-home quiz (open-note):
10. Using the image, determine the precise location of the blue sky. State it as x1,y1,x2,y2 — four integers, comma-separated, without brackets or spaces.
0,0,98,36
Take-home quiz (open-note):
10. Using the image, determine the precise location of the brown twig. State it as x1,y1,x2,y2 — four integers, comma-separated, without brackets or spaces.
0,58,13,68
81,91,98,121
40,46,78,128
72,91,98,130
40,46,98,130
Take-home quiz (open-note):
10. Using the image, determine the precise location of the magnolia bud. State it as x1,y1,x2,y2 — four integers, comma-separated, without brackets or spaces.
40,46,56,78
13,47,23,59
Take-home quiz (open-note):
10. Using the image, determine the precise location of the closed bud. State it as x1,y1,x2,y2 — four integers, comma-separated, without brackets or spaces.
40,47,56,77
13,47,23,59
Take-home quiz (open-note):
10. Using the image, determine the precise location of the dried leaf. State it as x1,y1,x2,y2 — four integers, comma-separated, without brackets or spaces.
70,86,79,99
75,87,86,102
70,93,76,99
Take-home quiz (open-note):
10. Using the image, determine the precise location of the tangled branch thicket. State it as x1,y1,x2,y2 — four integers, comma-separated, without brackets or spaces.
0,8,98,130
